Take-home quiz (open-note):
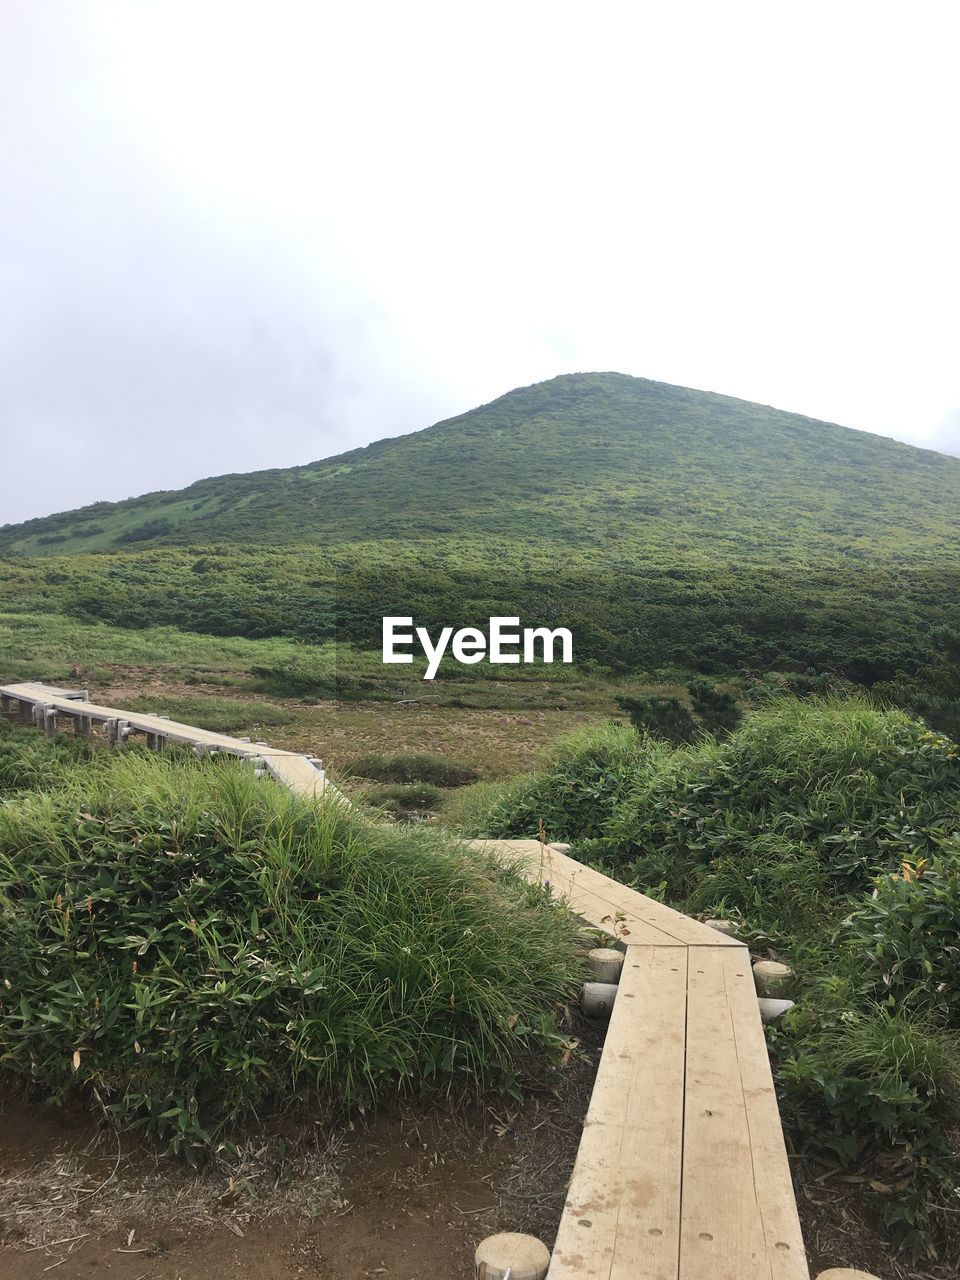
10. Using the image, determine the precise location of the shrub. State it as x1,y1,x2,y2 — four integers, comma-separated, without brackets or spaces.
349,753,479,788
687,678,741,738
615,694,697,743
776,1002,960,1249
609,699,960,901
456,721,657,842
0,752,581,1157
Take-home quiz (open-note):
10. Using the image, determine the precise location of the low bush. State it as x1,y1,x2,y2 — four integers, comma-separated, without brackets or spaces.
609,699,960,905
775,1001,960,1250
845,858,960,1024
349,753,479,788
363,781,444,818
615,693,696,743
0,751,581,1158
456,721,658,842
616,679,741,743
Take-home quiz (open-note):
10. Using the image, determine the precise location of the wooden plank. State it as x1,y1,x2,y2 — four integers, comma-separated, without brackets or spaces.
472,839,743,947
548,947,687,1280
471,840,685,946
721,947,809,1279
0,682,337,800
536,849,743,948
681,947,765,1279
267,753,327,799
679,949,808,1280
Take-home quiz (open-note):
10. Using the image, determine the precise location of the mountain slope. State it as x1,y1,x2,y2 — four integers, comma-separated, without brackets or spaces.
4,372,960,568
3,373,959,683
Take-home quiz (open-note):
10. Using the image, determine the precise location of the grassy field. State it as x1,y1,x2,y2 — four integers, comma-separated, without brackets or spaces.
0,611,642,783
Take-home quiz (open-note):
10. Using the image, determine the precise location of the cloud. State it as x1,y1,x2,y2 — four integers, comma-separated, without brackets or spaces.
1,1,958,523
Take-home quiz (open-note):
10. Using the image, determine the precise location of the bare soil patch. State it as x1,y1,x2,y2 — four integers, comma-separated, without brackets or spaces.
0,1021,605,1280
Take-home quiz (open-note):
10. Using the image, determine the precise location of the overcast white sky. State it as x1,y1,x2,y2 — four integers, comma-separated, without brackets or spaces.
2,1,958,525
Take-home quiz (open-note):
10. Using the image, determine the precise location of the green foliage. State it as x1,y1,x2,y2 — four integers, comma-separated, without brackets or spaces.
845,859,960,1024
616,680,741,743
609,699,960,903
124,694,295,734
615,694,697,743
0,750,581,1157
776,1002,960,1250
363,781,445,818
0,718,93,798
349,753,479,788
457,721,658,842
687,678,741,737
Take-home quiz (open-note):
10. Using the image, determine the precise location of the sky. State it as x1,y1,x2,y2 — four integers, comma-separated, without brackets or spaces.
2,0,959,525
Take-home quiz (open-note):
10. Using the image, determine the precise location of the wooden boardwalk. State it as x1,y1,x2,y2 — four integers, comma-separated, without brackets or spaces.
0,681,333,800
473,840,809,1280
1,687,808,1278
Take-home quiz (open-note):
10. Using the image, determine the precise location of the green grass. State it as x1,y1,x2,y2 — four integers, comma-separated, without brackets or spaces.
361,781,445,819
0,742,582,1158
124,694,295,734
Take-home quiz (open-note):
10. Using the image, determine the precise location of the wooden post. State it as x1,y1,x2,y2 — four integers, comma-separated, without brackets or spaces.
18,699,32,724
43,707,58,740
0,694,12,717
75,714,92,738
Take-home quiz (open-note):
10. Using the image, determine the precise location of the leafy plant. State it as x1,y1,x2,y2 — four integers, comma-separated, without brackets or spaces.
845,858,960,1023
0,749,581,1157
456,721,657,842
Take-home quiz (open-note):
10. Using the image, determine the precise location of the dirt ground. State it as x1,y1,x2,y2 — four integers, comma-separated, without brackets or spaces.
0,1022,606,1280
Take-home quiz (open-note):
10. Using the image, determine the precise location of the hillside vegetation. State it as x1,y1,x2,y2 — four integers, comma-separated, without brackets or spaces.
2,374,960,684
4,373,959,562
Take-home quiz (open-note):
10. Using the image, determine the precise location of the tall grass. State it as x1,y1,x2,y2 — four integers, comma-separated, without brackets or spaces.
0,749,581,1156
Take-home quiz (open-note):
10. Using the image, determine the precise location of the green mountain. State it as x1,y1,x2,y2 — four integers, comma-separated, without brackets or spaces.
3,372,959,565
2,373,959,682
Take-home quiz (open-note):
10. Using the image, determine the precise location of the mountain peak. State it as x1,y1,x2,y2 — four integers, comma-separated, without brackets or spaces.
2,375,957,565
